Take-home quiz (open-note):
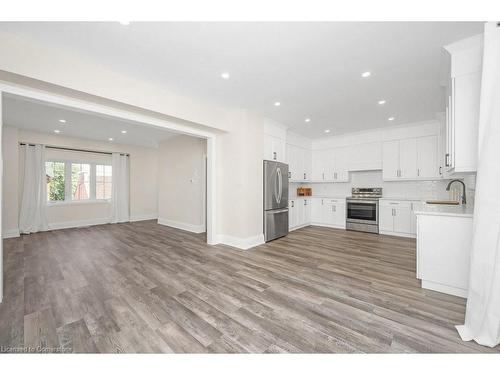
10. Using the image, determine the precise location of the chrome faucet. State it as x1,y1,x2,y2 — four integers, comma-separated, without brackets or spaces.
446,179,466,204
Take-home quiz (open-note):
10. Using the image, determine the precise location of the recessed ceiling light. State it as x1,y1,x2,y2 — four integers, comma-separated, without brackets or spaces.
121,130,127,134
378,100,386,105
324,129,331,133
388,117,395,121
108,137,114,141
361,71,371,78
221,72,230,80
54,129,60,134
274,102,281,107
305,118,311,123
119,21,130,26
59,119,66,123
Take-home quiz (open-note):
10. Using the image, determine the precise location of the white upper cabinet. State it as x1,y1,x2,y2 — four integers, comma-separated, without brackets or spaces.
443,34,482,173
264,135,286,163
383,136,440,181
417,136,439,178
382,140,400,180
286,144,311,181
399,138,418,179
311,148,349,182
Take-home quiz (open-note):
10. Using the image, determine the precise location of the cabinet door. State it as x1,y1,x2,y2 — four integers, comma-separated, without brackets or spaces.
303,149,311,181
324,149,336,181
311,150,325,181
311,199,323,223
289,200,297,229
333,203,346,226
303,199,311,224
379,205,394,232
417,136,438,179
296,147,305,181
286,144,294,179
296,199,305,226
322,202,334,225
382,140,400,180
264,135,274,161
399,138,418,179
274,137,286,163
394,206,412,234
334,147,350,182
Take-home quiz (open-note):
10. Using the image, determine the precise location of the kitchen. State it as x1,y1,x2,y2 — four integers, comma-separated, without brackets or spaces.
263,33,480,299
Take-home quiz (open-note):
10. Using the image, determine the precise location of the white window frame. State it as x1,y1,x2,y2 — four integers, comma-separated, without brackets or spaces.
45,158,112,205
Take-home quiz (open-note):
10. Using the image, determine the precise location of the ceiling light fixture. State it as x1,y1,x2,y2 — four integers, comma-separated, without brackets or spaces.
121,130,127,134
108,137,114,141
388,117,395,121
305,118,311,123
324,129,331,133
274,102,281,107
361,71,371,78
119,21,130,26
221,72,230,80
378,100,386,105
59,119,66,123
54,129,60,134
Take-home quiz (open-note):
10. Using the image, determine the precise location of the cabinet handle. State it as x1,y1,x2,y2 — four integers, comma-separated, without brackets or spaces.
411,203,413,211
303,173,306,180
273,151,277,160
439,166,442,175
333,205,336,212
304,200,307,206
288,171,291,179
417,168,420,177
322,172,324,180
291,201,294,207
445,153,450,167
321,199,324,205
334,172,337,179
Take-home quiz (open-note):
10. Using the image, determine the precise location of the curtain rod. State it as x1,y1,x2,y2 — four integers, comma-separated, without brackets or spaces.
19,142,129,157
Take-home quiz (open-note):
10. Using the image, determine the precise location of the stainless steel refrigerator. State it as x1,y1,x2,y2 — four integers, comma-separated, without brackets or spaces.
263,160,289,242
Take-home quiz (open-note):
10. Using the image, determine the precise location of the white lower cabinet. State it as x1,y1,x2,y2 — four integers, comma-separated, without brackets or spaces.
289,198,311,230
379,199,421,237
311,198,346,228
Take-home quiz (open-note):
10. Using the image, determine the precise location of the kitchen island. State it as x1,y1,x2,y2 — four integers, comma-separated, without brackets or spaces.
415,203,474,297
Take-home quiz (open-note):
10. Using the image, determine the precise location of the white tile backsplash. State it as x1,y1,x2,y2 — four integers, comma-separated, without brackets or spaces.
291,170,476,202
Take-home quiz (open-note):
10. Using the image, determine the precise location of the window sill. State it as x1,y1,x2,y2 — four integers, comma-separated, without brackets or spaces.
47,199,111,207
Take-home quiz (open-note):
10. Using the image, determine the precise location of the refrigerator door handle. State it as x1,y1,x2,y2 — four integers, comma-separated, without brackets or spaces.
272,208,289,214
276,167,282,204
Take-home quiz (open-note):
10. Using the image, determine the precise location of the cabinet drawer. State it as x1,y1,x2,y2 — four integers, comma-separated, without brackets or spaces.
380,200,411,209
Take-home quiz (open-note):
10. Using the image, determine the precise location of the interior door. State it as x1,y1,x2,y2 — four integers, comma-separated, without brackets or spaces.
417,136,438,178
399,138,418,179
382,140,399,180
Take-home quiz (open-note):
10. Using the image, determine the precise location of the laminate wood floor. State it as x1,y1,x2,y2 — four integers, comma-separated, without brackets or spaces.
1,221,498,353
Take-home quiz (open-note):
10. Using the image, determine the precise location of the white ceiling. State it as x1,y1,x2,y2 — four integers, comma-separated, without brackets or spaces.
2,94,178,148
0,22,484,138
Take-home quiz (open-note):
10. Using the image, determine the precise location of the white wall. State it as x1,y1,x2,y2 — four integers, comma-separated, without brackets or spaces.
2,127,159,236
0,32,267,248
157,135,206,233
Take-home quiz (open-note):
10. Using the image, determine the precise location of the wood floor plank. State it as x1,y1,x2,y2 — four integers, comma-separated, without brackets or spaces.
1,221,499,353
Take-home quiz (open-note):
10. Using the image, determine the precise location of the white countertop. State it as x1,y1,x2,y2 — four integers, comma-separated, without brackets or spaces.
289,195,346,200
414,203,474,218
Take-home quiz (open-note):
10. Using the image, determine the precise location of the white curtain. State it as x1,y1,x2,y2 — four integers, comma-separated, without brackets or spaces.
19,144,48,234
111,152,130,223
456,22,500,347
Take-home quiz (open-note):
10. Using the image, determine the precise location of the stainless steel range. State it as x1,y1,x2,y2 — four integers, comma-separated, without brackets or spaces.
346,187,382,234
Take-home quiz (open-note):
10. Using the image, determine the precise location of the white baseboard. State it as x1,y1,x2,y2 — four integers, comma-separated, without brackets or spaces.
48,218,111,231
130,213,158,222
216,234,265,250
310,222,346,230
2,228,20,239
421,280,468,298
289,223,310,232
157,218,205,234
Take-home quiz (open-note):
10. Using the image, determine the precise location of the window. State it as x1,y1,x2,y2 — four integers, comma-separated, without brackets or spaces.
45,160,112,203
46,161,65,202
71,163,91,200
96,164,112,200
